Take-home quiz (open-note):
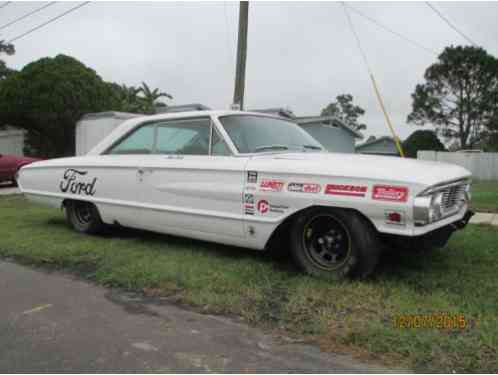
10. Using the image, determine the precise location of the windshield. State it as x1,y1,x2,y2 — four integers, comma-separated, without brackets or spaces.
218,115,324,154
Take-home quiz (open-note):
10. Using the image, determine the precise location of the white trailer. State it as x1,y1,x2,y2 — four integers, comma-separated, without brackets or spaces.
75,112,141,156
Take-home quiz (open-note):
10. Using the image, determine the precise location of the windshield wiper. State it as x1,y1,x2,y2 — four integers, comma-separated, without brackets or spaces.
254,145,289,152
302,144,322,150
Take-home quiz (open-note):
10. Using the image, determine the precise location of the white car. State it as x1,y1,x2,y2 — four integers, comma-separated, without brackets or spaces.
18,111,473,279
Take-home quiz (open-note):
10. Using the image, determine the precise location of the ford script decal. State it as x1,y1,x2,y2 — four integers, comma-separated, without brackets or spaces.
59,169,97,196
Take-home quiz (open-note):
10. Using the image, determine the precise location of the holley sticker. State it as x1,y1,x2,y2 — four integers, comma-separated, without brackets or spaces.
372,185,409,202
260,179,284,192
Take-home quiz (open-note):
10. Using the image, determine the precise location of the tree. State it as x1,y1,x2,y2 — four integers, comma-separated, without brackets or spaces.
0,55,115,157
0,40,15,81
402,130,446,158
106,83,144,113
321,94,366,132
407,45,498,149
137,82,173,114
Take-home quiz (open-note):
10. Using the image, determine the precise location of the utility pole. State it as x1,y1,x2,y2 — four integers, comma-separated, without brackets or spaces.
232,1,249,110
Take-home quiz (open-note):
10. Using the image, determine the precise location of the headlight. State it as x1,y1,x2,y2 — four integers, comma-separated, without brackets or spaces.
429,192,444,222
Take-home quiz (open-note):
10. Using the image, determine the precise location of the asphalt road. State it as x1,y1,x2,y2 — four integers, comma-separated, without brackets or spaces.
0,261,388,373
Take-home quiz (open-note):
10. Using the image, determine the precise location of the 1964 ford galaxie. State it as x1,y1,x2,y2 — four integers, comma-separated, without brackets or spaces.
18,111,473,279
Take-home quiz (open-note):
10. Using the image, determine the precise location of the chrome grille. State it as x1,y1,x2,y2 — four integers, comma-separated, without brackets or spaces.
440,183,468,213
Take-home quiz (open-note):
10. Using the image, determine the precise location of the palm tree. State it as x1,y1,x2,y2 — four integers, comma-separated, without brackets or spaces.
120,84,142,112
138,82,173,114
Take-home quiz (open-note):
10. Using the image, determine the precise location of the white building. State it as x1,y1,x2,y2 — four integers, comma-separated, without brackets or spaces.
0,126,26,156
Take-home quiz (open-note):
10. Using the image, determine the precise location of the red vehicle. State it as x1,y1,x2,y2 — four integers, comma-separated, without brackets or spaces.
0,154,41,185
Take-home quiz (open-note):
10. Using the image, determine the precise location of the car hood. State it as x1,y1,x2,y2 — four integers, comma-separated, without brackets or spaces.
247,152,471,188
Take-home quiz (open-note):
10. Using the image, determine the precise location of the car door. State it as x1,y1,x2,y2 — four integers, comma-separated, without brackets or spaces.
136,116,248,240
95,123,156,227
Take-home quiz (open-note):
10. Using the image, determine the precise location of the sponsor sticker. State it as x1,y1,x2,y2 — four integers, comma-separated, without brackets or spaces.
373,185,409,202
247,171,258,183
287,182,321,194
384,210,406,225
244,193,255,215
325,184,367,197
244,204,255,215
260,179,285,192
256,200,289,215
257,200,270,214
244,193,254,204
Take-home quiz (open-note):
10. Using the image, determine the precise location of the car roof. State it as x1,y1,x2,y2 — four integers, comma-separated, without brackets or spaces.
87,110,291,156
129,110,287,122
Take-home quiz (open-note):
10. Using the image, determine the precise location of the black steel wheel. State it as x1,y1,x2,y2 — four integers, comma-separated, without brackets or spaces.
290,207,381,279
65,200,104,234
302,214,352,271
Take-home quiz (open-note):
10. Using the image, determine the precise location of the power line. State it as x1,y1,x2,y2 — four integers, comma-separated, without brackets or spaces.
0,2,11,10
7,2,90,43
344,3,437,56
341,2,405,157
425,2,478,46
0,2,56,32
342,3,371,74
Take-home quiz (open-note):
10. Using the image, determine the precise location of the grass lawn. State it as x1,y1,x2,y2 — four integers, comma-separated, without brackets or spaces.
0,195,496,372
471,180,498,213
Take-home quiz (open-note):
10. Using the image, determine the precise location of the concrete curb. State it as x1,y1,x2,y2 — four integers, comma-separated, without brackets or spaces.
469,212,498,226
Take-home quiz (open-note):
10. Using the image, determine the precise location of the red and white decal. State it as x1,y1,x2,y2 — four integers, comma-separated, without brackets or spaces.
372,185,409,202
287,182,321,194
260,179,284,192
257,200,270,214
325,184,367,197
384,210,406,225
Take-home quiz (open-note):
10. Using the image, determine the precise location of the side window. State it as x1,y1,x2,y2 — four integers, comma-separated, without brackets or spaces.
108,124,155,154
156,118,210,155
211,129,231,156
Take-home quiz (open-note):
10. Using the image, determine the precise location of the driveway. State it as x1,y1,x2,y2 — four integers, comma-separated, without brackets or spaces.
0,183,19,195
0,261,388,372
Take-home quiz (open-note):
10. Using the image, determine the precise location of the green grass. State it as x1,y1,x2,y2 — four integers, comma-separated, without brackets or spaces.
471,180,498,213
0,195,497,372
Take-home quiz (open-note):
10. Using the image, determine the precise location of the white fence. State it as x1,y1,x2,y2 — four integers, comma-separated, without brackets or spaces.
418,151,498,180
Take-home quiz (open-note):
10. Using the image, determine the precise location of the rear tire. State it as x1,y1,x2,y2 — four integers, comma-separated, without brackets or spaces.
65,200,104,234
290,207,381,280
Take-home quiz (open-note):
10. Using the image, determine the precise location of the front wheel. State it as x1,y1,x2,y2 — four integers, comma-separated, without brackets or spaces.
290,208,381,280
65,200,104,234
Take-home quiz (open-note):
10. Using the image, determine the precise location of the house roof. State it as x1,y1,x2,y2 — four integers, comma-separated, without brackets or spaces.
355,136,396,150
295,116,364,139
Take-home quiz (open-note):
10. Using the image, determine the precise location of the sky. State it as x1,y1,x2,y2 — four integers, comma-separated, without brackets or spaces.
1,1,498,141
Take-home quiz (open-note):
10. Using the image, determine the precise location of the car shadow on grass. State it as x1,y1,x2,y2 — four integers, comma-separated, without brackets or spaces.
45,213,462,288
45,216,298,274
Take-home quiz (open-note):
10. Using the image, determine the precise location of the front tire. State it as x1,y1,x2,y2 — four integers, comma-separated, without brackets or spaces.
290,208,381,280
65,200,104,234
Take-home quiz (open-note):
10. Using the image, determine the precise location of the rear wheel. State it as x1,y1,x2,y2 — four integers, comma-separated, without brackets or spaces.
65,200,104,234
290,208,381,280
